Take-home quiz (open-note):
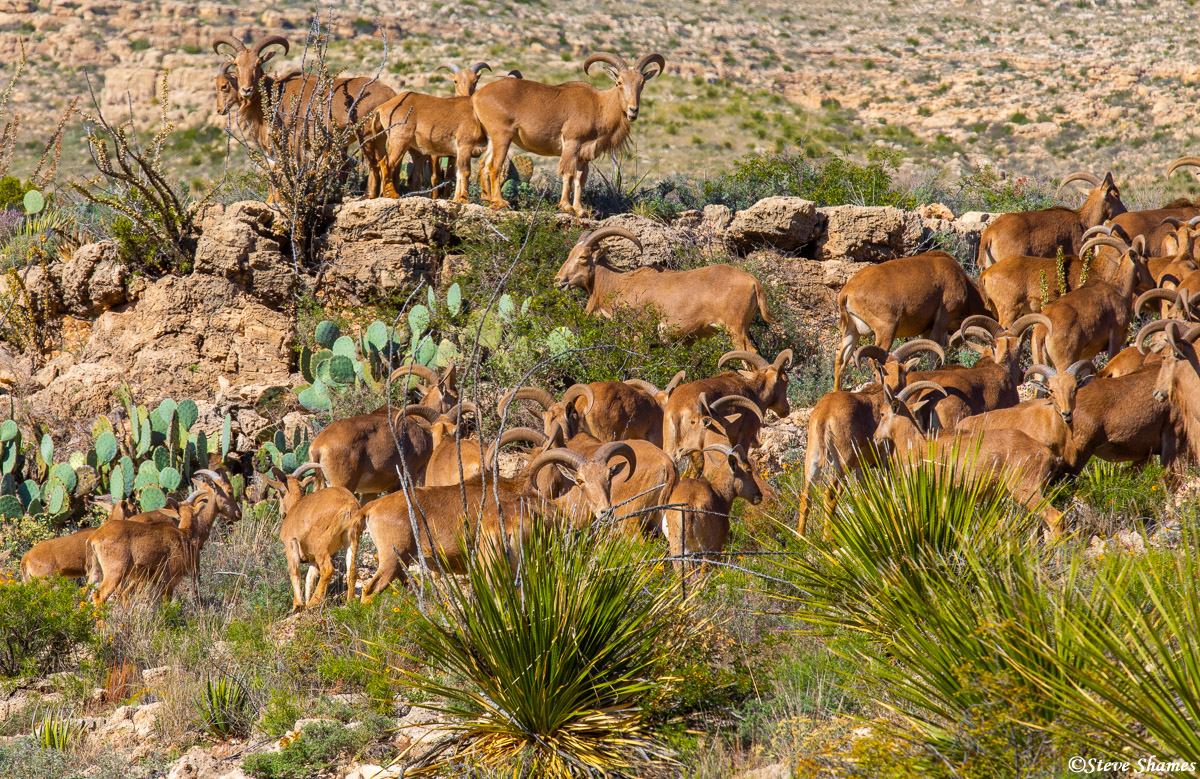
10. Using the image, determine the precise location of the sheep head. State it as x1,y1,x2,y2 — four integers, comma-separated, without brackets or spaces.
264,462,322,517
1025,361,1093,426
583,52,665,122
529,442,636,524
439,61,491,96
386,362,458,414
874,381,947,450
717,348,794,418
1057,170,1125,223
555,226,643,291
1153,322,1200,402
672,391,762,462
213,34,289,101
704,443,762,506
215,66,237,115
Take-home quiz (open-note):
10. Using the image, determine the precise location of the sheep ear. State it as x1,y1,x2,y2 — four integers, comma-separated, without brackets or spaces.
608,460,629,480
554,464,577,485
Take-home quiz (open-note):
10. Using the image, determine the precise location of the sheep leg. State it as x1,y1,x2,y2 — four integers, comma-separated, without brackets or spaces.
92,572,121,607
453,147,472,203
484,136,512,209
556,144,580,213
361,550,406,603
430,156,443,199
305,555,336,609
344,530,360,604
929,306,952,347
573,162,589,218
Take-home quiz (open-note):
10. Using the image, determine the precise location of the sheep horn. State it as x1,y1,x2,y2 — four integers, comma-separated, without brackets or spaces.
506,69,524,78
446,402,477,423
1185,324,1200,343
718,350,769,370
1056,171,1101,196
1167,156,1200,177
212,36,245,56
896,381,946,403
562,383,596,415
580,225,642,251
634,52,666,78
253,35,290,58
1135,288,1179,316
291,461,323,478
268,466,286,483
1080,235,1130,256
402,405,441,423
1066,360,1096,378
1024,364,1057,382
438,62,462,73
1137,319,1173,354
192,469,227,489
389,364,439,387
1161,217,1184,228
583,52,628,76
1131,235,1147,256
1011,313,1053,338
772,349,794,371
497,386,556,414
1168,321,1184,357
701,443,735,457
470,62,491,74
1081,224,1114,240
484,427,547,472
664,370,686,394
949,329,988,355
624,378,659,395
594,441,637,473
527,447,589,484
958,315,1003,336
710,395,764,422
696,392,711,415
853,345,891,368
962,326,1002,344
891,339,945,367
184,490,203,503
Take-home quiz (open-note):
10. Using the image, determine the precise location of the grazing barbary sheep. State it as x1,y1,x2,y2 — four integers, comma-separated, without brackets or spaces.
472,51,665,215
832,250,987,391
308,405,436,496
554,226,777,352
498,380,664,447
976,170,1126,269
664,443,762,575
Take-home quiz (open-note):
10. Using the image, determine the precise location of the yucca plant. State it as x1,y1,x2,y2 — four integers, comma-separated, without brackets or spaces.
395,525,696,777
35,708,81,751
194,675,250,740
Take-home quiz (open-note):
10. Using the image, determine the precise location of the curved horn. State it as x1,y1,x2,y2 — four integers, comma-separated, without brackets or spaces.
1056,171,1101,196
1131,234,1147,256
594,441,637,473
896,381,947,403
212,36,246,56
389,363,439,387
192,469,227,489
583,52,628,76
958,315,1003,336
772,349,794,371
402,405,440,423
184,490,203,503
664,370,686,394
291,461,323,478
438,62,462,73
624,378,660,395
484,427,547,472
1137,319,1174,354
1185,324,1200,343
527,447,589,484
268,466,286,483
891,339,945,366
470,62,491,74
506,69,524,79
710,394,764,422
853,345,891,368
1167,156,1200,177
581,225,642,251
497,386,556,414
1161,217,1184,228
1024,364,1057,382
1080,235,1130,257
1136,288,1180,316
1011,313,1053,339
1081,224,1114,241
252,35,290,58
562,383,596,416
701,443,735,457
949,328,989,354
634,52,666,78
718,350,769,370
445,402,478,423
1066,360,1096,378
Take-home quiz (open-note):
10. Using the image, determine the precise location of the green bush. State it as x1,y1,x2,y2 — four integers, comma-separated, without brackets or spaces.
0,577,100,679
395,525,696,777
194,676,250,739
243,721,364,779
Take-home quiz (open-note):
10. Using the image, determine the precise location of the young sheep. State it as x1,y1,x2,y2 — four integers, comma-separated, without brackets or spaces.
663,444,762,576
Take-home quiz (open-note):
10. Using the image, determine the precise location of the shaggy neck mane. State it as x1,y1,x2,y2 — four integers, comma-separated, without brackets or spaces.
596,87,632,157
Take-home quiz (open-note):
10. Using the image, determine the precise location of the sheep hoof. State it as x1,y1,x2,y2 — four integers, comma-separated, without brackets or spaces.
489,200,511,211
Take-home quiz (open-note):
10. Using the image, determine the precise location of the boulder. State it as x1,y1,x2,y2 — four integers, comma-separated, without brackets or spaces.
193,201,292,306
166,746,235,779
727,197,821,254
54,241,129,316
26,361,126,421
815,205,931,263
78,272,294,399
320,197,475,298
590,213,686,267
674,204,733,254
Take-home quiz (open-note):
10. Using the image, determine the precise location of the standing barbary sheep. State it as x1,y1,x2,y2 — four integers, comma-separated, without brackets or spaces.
976,170,1126,269
472,51,665,216
554,227,777,351
664,443,762,575
832,250,987,392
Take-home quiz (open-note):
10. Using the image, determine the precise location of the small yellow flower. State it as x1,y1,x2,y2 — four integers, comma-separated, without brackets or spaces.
393,607,400,613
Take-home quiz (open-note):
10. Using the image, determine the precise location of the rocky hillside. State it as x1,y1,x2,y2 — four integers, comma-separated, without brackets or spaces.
0,1,1198,188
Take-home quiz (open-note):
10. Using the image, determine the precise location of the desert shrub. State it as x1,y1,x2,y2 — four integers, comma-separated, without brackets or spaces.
243,720,373,779
1069,459,1168,521
0,736,155,778
395,525,696,777
939,165,1056,214
194,675,251,739
0,576,100,679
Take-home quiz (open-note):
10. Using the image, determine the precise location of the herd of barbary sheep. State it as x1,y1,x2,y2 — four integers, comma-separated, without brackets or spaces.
16,35,1200,610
